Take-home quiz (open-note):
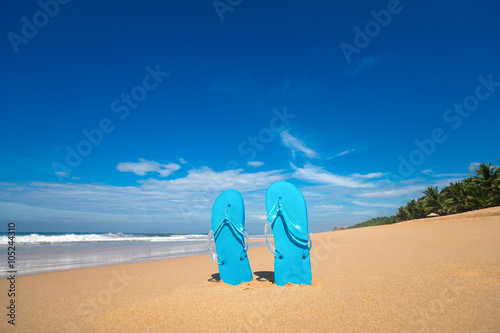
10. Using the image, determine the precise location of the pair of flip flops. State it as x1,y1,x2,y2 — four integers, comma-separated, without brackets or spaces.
208,181,312,286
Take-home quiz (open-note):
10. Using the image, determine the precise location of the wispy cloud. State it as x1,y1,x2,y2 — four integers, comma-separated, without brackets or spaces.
422,169,433,175
54,171,70,178
356,173,465,200
0,167,288,230
328,148,356,159
351,209,391,217
270,79,289,97
351,172,386,179
468,162,480,173
53,171,80,180
117,159,180,177
432,173,467,178
350,200,399,208
356,185,425,199
250,214,267,221
311,204,345,211
349,56,383,75
280,130,319,159
1,157,470,233
291,163,373,188
1,161,392,233
248,161,264,167
139,167,286,194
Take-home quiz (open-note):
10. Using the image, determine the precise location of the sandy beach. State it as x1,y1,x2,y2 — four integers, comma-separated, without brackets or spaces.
2,207,500,332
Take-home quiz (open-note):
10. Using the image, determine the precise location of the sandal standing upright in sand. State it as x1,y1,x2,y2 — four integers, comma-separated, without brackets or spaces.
265,181,312,286
208,189,253,285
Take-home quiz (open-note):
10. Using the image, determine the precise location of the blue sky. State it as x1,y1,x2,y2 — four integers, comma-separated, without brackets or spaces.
1,0,499,233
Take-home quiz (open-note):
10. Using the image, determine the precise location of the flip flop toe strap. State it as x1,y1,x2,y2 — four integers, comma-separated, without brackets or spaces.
264,219,283,259
266,200,312,260
208,205,249,264
207,229,224,265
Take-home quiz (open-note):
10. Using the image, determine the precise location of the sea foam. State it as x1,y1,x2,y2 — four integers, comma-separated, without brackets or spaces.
0,233,207,245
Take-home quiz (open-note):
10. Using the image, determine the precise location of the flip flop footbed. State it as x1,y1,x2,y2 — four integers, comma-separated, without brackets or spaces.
266,181,312,286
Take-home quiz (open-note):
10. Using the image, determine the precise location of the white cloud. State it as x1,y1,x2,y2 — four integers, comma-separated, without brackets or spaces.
356,184,426,199
139,167,286,194
248,161,264,167
432,173,467,178
0,167,288,230
422,169,433,175
54,171,70,178
53,171,80,180
117,159,180,177
250,214,268,221
328,148,356,159
468,162,480,173
0,201,138,225
351,209,390,217
349,56,383,75
351,172,386,179
292,163,373,188
350,200,399,208
5,157,471,233
355,172,464,200
280,130,319,159
311,204,344,211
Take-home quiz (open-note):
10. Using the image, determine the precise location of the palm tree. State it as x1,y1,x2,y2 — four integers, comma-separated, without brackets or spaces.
399,198,427,221
494,180,500,206
415,198,427,219
467,184,490,209
493,161,500,206
423,186,446,215
396,205,409,222
443,181,470,213
351,159,500,231
468,163,500,190
468,162,500,207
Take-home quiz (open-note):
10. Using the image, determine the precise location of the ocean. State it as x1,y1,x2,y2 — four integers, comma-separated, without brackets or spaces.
0,232,265,277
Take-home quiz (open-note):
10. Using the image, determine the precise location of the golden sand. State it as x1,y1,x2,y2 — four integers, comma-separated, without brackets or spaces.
1,207,499,332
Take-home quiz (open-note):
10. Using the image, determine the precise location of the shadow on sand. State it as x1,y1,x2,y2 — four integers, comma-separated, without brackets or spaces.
208,273,220,282
208,271,275,283
254,271,274,283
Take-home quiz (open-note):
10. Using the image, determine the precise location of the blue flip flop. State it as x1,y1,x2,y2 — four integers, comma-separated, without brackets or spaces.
265,181,312,286
208,189,253,285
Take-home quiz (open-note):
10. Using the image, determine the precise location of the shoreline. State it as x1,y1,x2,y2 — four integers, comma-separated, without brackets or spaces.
1,239,268,279
1,207,499,331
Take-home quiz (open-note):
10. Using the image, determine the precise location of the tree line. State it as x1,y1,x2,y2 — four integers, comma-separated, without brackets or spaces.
348,161,500,229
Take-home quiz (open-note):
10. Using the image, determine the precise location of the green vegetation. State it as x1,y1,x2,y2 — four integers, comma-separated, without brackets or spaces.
346,160,500,230
349,216,398,229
